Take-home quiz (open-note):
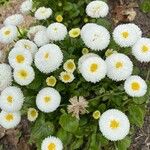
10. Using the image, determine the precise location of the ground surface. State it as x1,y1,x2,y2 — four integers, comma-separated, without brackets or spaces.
0,0,149,149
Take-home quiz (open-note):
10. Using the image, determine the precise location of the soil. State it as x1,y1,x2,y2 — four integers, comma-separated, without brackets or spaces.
0,0,149,150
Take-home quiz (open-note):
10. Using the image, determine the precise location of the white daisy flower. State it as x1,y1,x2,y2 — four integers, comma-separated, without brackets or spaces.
4,14,24,26
106,53,133,81
59,71,75,83
8,47,33,68
81,23,110,51
0,86,24,112
34,30,50,47
27,108,38,122
15,39,38,56
113,23,142,47
35,7,52,20
63,59,76,73
99,109,130,141
132,38,150,62
13,65,35,86
41,136,63,150
0,111,21,129
36,87,61,113
27,25,46,40
0,25,17,44
86,0,109,18
124,75,147,97
34,44,63,73
0,64,12,91
79,55,107,83
47,22,67,41
20,0,32,14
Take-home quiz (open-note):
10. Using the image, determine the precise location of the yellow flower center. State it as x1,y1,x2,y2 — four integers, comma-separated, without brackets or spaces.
7,96,13,103
122,31,129,38
30,110,37,117
115,62,123,69
24,44,31,49
110,119,120,129
18,70,28,79
90,63,98,72
69,28,80,38
63,74,71,81
44,52,49,60
16,55,25,63
44,96,51,103
48,143,56,150
141,45,149,53
5,114,14,121
67,62,74,70
4,30,11,36
46,76,56,86
56,15,63,22
93,110,101,119
53,27,58,31
131,82,140,91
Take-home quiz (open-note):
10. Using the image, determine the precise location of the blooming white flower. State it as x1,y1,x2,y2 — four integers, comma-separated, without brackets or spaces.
4,14,24,26
13,65,35,86
0,111,21,129
41,136,63,150
34,30,50,47
0,64,12,91
124,75,147,97
27,25,46,40
106,53,133,81
15,39,38,56
99,109,130,141
0,86,24,112
79,54,107,83
27,108,38,122
132,38,150,62
113,23,142,47
81,23,110,51
63,59,76,73
86,0,109,18
34,44,63,73
59,71,75,83
20,0,32,14
47,23,67,41
36,87,61,113
35,7,52,20
8,47,33,68
0,25,17,44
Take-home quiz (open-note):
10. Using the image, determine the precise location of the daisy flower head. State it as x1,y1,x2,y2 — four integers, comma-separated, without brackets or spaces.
99,109,130,141
4,14,24,26
59,71,75,83
106,53,133,81
27,108,38,122
46,76,57,87
56,15,63,23
0,86,24,112
36,87,61,113
124,75,147,97
0,25,17,44
34,30,50,47
63,59,76,73
0,64,12,91
20,0,32,14
82,48,89,55
79,55,107,83
81,23,110,51
34,44,63,73
35,7,52,20
15,39,38,56
86,0,109,18
27,25,46,40
0,111,21,129
69,28,80,38
113,23,142,47
132,38,150,62
41,136,63,150
8,47,32,68
47,23,67,41
13,65,35,86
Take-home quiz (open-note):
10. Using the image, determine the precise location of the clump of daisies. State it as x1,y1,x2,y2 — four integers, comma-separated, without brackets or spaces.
0,0,149,149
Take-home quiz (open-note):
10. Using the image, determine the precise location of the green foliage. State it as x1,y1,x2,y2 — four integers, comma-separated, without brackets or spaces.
140,0,150,13
117,137,131,150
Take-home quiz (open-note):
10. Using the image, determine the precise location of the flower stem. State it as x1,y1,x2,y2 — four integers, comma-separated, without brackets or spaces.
17,26,23,37
146,69,150,82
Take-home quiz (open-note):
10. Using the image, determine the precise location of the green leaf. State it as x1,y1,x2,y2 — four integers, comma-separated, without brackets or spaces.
96,18,111,30
97,134,109,146
117,137,131,150
59,114,79,133
71,138,83,149
140,0,150,13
